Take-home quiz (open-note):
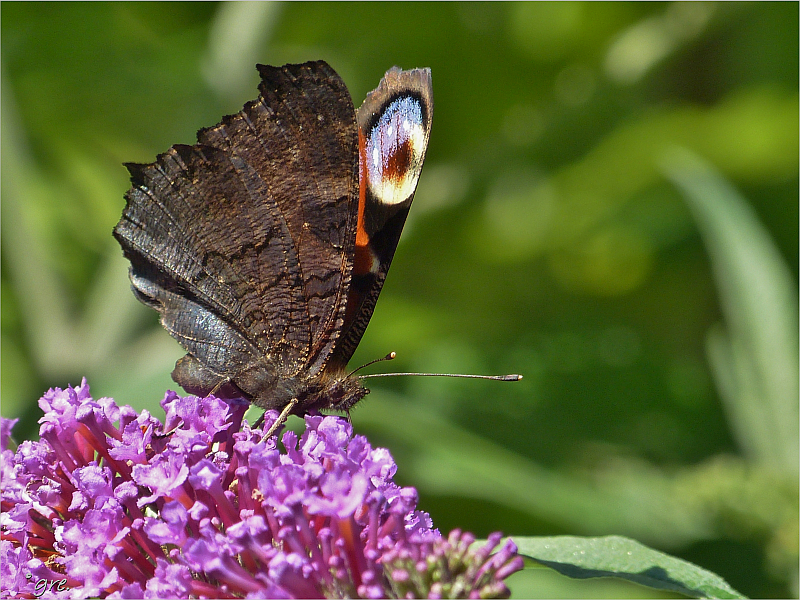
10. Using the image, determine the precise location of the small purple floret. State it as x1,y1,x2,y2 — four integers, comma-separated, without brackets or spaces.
1,380,521,598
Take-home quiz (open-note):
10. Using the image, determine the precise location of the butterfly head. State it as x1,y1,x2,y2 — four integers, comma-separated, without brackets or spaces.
320,372,371,412
238,360,368,415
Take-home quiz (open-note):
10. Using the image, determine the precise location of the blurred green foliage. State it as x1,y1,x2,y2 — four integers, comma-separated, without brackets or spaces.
2,2,797,598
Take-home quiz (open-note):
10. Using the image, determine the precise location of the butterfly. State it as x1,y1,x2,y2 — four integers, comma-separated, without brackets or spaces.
114,61,433,433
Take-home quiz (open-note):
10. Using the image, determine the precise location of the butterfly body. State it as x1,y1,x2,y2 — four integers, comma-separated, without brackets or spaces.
114,61,432,416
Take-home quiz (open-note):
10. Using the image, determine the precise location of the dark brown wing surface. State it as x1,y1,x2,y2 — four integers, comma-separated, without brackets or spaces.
114,61,359,390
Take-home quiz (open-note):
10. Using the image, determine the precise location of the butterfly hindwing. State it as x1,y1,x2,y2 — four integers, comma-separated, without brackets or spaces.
114,61,359,407
196,61,359,372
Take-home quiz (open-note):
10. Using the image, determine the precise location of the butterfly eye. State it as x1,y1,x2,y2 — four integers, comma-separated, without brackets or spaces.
365,95,428,206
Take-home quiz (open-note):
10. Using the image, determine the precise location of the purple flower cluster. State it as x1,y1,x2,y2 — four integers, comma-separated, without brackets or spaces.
1,380,522,599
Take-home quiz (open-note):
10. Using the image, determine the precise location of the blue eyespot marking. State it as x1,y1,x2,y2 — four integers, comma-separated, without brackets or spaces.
365,96,427,205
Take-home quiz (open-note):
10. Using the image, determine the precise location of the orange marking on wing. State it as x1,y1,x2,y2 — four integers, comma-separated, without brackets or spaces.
356,129,370,252
342,130,376,335
354,129,375,278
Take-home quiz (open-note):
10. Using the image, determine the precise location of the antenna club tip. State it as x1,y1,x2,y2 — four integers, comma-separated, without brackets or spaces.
388,351,397,359
507,374,523,381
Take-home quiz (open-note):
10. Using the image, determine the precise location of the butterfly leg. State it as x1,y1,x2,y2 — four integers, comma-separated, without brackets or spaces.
209,378,231,396
252,412,266,430
263,398,299,440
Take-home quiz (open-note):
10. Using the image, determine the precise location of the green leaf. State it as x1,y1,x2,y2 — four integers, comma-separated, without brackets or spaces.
662,148,799,475
513,535,745,599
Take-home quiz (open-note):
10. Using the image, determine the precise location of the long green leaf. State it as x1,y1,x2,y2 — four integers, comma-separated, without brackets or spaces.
662,148,799,475
356,393,713,546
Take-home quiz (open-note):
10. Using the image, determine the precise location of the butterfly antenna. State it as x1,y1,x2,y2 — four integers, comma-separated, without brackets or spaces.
359,372,522,381
355,352,522,382
348,352,397,377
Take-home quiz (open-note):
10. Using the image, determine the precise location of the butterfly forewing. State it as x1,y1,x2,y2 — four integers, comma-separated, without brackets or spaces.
328,68,433,370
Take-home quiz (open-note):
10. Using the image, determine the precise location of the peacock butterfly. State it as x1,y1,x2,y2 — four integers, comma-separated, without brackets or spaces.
114,61,433,433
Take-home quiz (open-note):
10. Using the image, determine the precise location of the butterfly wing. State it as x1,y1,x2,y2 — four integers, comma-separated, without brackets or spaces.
328,67,434,370
114,61,359,404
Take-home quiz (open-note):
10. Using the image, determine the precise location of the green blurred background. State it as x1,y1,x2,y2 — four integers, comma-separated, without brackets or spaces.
2,2,797,598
